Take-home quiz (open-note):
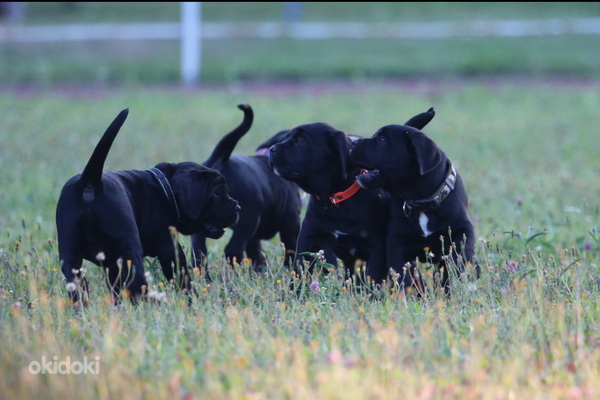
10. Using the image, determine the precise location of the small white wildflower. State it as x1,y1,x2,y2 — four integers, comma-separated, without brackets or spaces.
96,252,106,262
144,271,154,283
66,282,77,292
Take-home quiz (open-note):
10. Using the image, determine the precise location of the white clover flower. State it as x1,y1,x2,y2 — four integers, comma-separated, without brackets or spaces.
66,282,77,292
144,271,154,283
96,252,106,262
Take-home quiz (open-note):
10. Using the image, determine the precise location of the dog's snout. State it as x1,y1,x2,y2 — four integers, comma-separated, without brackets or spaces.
235,203,242,212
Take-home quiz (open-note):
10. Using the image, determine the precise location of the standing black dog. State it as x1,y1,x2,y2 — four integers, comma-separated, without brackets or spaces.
56,109,241,304
193,104,301,271
349,109,478,291
267,109,435,283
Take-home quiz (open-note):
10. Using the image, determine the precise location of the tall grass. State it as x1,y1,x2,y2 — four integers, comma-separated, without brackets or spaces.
1,80,600,398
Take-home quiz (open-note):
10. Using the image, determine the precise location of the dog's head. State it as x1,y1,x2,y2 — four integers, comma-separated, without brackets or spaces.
267,122,354,195
255,129,291,156
164,162,241,238
349,124,444,192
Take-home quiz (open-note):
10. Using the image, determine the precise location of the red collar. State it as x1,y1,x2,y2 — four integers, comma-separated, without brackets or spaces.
316,170,367,205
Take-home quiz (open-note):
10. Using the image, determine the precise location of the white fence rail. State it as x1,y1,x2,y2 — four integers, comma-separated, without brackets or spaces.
2,10,599,86
2,18,600,43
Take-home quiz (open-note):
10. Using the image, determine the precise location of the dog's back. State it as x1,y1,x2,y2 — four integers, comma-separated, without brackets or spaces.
194,105,301,270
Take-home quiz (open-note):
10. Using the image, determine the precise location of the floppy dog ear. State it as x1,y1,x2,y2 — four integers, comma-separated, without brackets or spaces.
328,128,352,180
408,130,444,176
171,169,209,220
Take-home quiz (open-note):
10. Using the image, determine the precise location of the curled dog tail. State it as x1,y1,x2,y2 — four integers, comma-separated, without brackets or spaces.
80,108,129,189
203,104,254,168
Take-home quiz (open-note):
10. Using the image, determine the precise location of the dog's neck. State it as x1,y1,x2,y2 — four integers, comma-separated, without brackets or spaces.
401,159,457,216
147,168,182,221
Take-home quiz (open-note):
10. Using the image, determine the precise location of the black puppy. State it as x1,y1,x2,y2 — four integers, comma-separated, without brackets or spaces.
193,104,301,271
267,109,435,283
56,109,241,304
349,108,477,291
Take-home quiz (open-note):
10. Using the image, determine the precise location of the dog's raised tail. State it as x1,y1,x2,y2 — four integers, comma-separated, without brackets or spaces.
80,108,129,187
203,104,254,168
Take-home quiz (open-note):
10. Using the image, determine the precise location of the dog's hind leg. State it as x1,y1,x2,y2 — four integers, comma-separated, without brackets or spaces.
103,253,147,305
223,224,254,267
59,254,85,305
278,221,300,269
244,238,266,271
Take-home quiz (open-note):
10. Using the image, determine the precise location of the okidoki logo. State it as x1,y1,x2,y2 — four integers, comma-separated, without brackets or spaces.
28,355,100,375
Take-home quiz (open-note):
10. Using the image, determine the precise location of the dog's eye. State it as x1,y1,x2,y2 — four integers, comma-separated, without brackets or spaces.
377,135,386,142
293,136,305,144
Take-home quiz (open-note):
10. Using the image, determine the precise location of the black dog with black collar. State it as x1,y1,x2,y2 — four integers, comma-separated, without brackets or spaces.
56,109,241,304
349,111,478,291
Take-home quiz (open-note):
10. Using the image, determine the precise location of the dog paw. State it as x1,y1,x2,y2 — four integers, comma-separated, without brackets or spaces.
356,170,383,189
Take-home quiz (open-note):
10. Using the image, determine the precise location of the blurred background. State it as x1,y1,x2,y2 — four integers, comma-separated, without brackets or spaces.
1,2,599,88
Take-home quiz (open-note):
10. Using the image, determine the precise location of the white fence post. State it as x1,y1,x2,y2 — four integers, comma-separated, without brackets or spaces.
180,2,201,87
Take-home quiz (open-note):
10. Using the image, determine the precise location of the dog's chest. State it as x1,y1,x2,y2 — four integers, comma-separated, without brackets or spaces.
418,212,433,237
312,202,371,237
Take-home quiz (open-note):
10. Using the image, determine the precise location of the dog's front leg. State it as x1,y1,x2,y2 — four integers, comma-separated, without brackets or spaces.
365,239,387,285
157,241,194,298
294,228,337,276
190,233,208,270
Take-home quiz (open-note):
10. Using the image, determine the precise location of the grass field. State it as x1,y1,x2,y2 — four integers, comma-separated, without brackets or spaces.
1,79,600,399
2,2,600,399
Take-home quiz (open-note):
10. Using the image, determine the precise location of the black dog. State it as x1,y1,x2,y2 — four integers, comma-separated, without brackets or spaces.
192,104,301,271
267,109,435,283
349,108,477,291
56,109,241,304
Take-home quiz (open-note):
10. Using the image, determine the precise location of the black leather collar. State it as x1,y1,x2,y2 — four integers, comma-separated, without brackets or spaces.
147,168,181,221
403,160,457,217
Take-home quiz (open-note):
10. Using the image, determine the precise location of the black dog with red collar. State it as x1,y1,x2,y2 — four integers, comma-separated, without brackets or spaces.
268,109,436,283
